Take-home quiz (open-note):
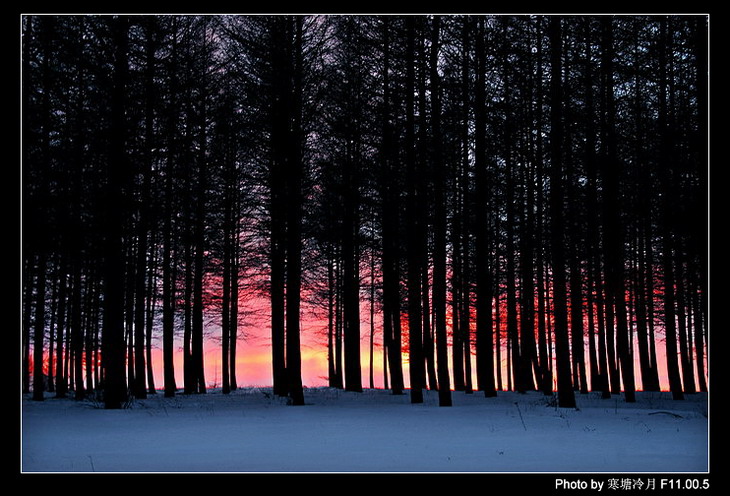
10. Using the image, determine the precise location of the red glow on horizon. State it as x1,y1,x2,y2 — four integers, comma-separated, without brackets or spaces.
26,271,706,396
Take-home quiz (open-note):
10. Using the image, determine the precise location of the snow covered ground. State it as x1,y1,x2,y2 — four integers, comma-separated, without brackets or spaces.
21,387,709,474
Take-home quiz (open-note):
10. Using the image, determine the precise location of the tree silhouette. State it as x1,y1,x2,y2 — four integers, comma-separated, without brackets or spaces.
22,14,707,406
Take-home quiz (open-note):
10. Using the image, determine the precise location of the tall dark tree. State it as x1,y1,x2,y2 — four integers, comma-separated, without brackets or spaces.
691,17,708,394
599,17,636,403
429,15,453,407
518,27,541,394
564,24,588,394
28,16,54,402
131,16,159,400
452,16,471,393
337,17,364,394
378,16,405,396
548,16,576,409
259,15,308,405
658,16,685,401
473,16,497,398
405,16,424,404
268,16,288,398
101,15,132,409
284,16,306,406
501,18,524,394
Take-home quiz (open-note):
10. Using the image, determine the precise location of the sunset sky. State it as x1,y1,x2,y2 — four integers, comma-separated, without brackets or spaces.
143,293,677,392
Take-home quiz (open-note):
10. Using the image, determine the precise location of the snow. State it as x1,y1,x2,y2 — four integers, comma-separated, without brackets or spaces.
21,387,708,474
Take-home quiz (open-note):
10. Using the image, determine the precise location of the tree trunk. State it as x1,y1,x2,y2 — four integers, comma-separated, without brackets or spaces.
566,142,588,395
692,279,707,392
145,235,157,394
229,211,240,391
533,18,552,395
430,16,452,407
327,253,337,387
335,257,344,388
32,254,47,401
415,29,437,393
162,19,179,398
23,261,34,396
692,18,708,394
162,159,177,398
222,189,232,394
675,249,696,394
629,21,661,393
191,22,209,395
379,17,404,396
132,19,157,400
102,15,131,409
30,19,53,401
369,237,376,390
548,16,576,408
600,17,636,403
405,17,424,404
520,150,539,393
342,48,363,393
285,16,305,405
504,105,522,393
87,265,101,393
580,18,610,399
54,260,68,398
453,18,470,393
269,16,289,398
47,263,59,395
658,17,684,401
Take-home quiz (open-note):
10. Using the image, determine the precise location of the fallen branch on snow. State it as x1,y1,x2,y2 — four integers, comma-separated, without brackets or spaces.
648,411,684,418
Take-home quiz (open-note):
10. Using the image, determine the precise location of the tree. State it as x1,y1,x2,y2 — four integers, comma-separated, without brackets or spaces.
100,15,132,409
404,16,425,404
258,15,311,405
130,16,159,400
336,16,365,394
378,16,405,396
658,16,685,401
548,16,576,409
473,16,497,398
598,17,636,403
429,15,453,407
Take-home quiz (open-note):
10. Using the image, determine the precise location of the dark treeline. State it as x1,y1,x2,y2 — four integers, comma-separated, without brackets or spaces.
22,15,707,409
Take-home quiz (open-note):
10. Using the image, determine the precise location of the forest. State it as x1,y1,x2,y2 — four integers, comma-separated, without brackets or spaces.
21,14,708,410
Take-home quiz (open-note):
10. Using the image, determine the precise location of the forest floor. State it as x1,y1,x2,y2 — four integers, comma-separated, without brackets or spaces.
20,387,709,474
